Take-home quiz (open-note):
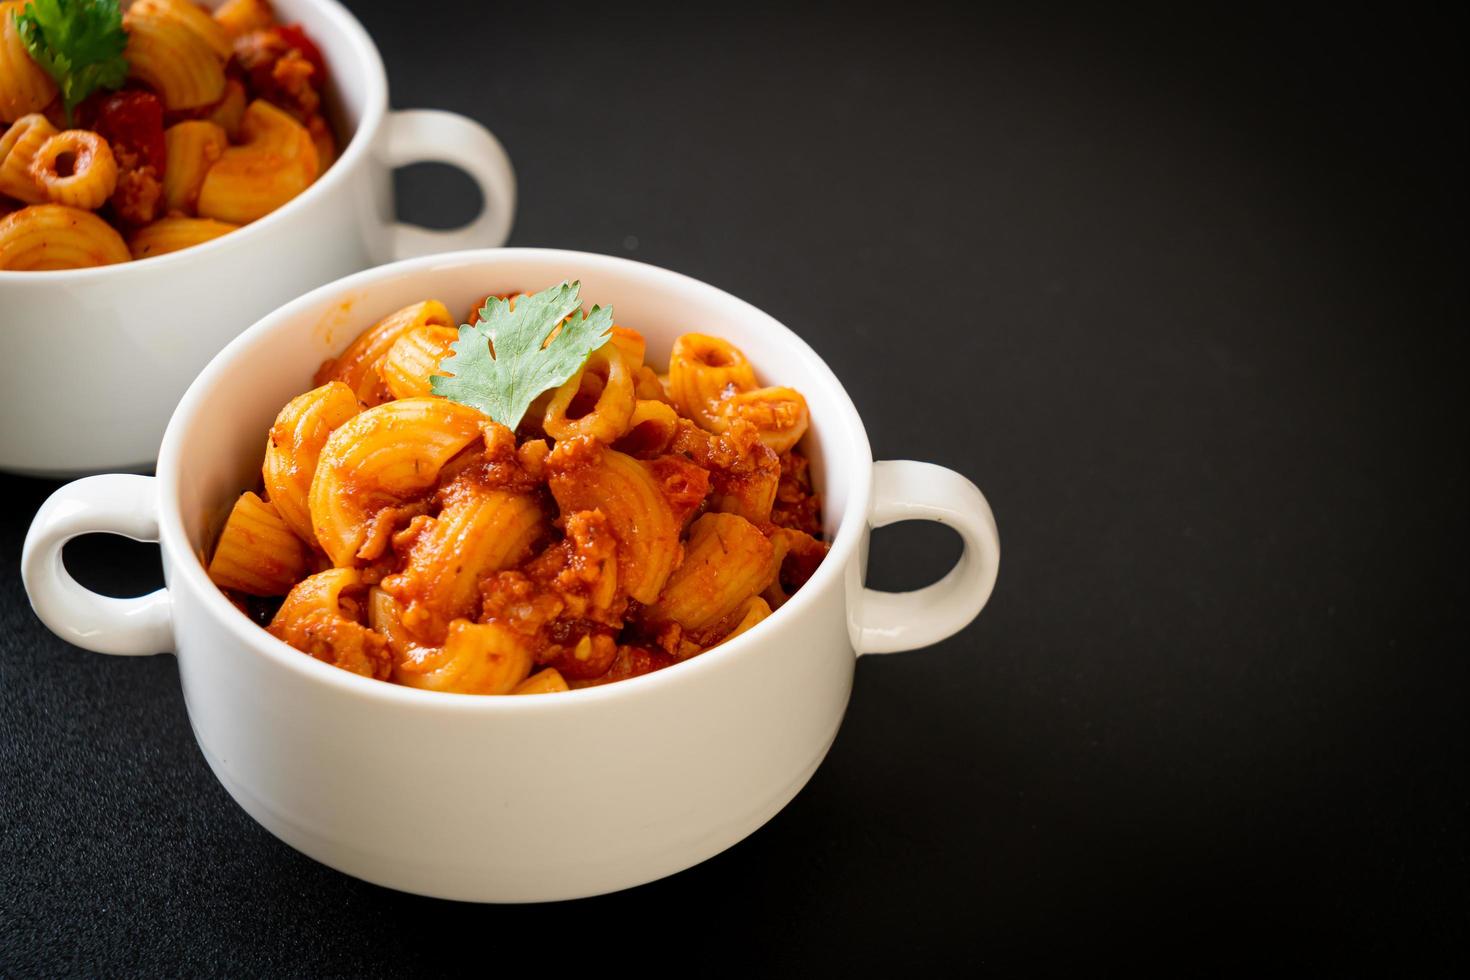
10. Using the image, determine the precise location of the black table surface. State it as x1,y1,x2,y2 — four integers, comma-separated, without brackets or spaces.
2,1,1465,973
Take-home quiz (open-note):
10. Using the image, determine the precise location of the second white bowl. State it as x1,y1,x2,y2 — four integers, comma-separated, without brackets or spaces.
0,0,516,477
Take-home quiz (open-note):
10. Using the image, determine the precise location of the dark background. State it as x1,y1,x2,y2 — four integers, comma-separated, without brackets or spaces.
2,0,1465,972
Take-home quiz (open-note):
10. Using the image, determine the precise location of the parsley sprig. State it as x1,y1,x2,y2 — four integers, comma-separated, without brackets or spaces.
431,281,614,429
13,0,129,124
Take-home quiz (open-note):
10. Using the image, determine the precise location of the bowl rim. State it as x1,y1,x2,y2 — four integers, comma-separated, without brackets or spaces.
0,0,387,283
156,247,874,710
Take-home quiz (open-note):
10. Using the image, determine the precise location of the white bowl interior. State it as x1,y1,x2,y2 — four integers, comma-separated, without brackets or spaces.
165,251,870,602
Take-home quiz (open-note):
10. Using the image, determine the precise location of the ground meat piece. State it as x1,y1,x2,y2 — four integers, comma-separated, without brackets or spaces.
109,164,163,226
272,607,391,679
566,645,676,689
771,450,824,536
81,90,166,172
232,27,323,121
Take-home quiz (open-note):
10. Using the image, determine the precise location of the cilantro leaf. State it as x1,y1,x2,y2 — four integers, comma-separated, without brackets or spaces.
14,0,129,124
430,281,615,429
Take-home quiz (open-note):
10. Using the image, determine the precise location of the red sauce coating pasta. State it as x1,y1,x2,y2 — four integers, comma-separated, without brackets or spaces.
208,297,831,693
0,0,336,269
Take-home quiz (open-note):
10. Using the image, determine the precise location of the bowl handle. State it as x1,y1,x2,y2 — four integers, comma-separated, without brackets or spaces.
379,109,518,259
857,460,1000,655
21,474,174,656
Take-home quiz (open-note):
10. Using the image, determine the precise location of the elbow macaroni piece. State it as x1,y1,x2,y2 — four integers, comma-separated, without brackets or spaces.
635,365,673,405
124,1,228,110
512,668,570,695
646,513,776,632
382,487,544,638
607,326,647,371
719,386,810,454
714,595,773,645
378,325,460,400
196,100,319,224
634,365,672,403
30,131,118,210
207,491,310,596
541,344,636,443
548,440,706,604
708,459,779,524
613,399,681,457
270,568,391,679
761,525,828,610
0,203,130,270
366,587,425,660
370,591,533,694
396,620,535,695
135,0,233,60
205,78,248,140
309,397,488,568
163,120,229,214
669,334,811,452
0,2,57,123
314,300,455,404
0,113,56,204
668,333,759,430
674,412,781,524
262,381,360,547
128,216,238,260
212,0,274,37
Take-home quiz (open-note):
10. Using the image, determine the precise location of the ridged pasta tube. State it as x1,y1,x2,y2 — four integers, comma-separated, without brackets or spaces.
718,386,810,453
309,398,488,568
612,399,681,457
262,381,360,547
124,0,228,110
0,203,129,270
0,2,57,122
163,120,228,214
205,78,247,139
212,0,273,37
369,590,533,695
314,300,455,404
30,131,118,210
134,0,233,60
542,344,636,443
382,486,544,637
669,334,811,452
269,568,390,679
646,513,776,631
551,440,712,603
0,113,56,203
512,669,569,695
128,216,238,260
710,595,772,645
668,333,758,430
378,326,459,400
196,100,319,223
207,491,310,595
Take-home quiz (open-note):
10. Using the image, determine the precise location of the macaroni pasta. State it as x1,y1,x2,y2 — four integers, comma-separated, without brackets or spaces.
209,293,831,694
0,0,335,269
0,1,53,123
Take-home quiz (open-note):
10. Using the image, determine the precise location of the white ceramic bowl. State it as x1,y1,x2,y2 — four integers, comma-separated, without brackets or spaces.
0,0,516,477
21,249,1001,902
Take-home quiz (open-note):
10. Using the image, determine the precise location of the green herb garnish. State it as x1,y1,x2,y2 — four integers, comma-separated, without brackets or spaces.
431,281,614,429
14,0,129,124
